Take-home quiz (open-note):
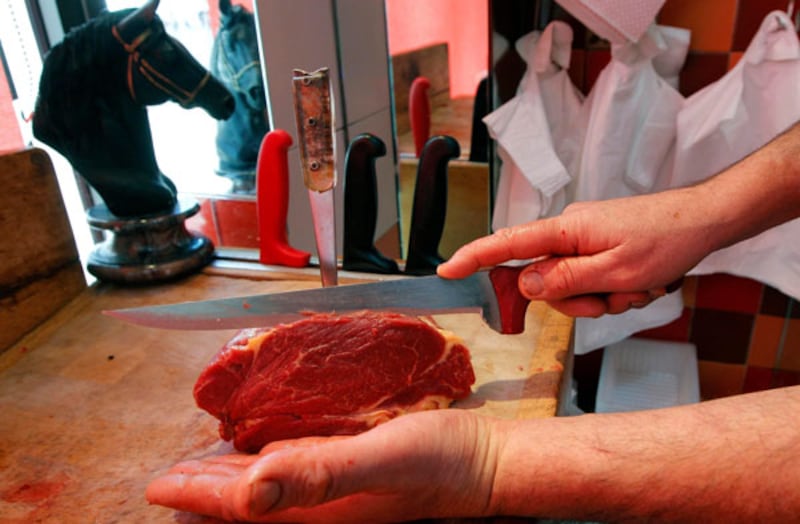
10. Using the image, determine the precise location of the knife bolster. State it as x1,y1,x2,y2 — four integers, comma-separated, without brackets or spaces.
489,266,530,334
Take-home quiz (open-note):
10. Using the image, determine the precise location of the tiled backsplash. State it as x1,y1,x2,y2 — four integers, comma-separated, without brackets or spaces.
571,0,800,408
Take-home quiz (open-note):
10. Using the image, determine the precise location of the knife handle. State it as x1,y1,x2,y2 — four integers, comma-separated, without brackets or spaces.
409,76,431,158
404,135,460,276
292,68,335,192
342,133,401,274
489,265,531,335
256,130,311,268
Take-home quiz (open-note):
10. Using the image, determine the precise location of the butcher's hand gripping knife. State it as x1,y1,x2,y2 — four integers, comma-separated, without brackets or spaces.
292,67,337,287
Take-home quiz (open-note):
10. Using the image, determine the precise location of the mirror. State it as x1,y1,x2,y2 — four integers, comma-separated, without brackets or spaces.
384,0,492,259
98,0,493,262
105,0,259,196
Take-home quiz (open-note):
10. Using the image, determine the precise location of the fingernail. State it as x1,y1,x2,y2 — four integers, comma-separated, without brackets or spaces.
520,270,544,296
250,479,281,516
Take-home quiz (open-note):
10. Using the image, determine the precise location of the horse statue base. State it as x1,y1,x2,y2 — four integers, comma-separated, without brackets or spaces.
86,198,214,283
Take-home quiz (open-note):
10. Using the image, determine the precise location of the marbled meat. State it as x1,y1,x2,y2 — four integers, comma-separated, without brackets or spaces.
193,311,476,452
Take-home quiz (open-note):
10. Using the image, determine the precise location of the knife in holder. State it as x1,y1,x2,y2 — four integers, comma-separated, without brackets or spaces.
405,135,461,276
342,133,400,274
292,68,337,287
256,129,311,268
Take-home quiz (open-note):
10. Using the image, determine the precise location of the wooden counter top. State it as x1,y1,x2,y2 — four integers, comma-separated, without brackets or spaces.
0,270,573,523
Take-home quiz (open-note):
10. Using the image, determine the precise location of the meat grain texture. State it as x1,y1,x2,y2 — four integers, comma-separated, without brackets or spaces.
194,311,476,452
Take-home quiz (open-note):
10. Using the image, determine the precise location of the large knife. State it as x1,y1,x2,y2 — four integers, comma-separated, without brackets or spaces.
104,266,531,335
342,133,400,274
292,68,337,287
405,135,461,276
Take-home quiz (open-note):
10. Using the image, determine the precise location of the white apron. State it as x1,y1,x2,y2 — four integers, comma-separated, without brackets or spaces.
485,21,584,230
570,24,689,354
673,10,800,300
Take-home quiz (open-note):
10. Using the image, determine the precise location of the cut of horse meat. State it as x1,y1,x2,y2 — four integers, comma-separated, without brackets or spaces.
193,311,476,452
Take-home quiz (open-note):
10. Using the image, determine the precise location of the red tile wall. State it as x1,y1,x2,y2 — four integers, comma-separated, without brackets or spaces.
567,0,800,406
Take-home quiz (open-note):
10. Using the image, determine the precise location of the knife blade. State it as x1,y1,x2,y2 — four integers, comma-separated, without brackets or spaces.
104,266,530,335
292,67,337,287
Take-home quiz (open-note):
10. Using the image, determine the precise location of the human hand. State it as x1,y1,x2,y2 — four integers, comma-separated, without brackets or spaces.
146,409,503,523
438,189,713,317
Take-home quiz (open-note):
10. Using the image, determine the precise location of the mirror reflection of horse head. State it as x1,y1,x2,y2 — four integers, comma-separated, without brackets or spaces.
33,0,234,217
211,0,269,193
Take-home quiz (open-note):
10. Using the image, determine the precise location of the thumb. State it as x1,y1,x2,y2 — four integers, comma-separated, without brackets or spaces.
243,441,361,516
242,429,412,519
519,254,616,300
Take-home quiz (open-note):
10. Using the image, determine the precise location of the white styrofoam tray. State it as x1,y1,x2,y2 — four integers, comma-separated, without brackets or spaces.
596,337,700,413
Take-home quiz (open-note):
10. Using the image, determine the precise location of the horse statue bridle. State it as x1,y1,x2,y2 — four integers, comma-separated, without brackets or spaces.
112,22,211,108
212,28,261,95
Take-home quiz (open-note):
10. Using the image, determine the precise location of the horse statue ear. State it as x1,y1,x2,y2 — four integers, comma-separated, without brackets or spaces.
141,0,160,17
219,0,233,16
116,0,160,42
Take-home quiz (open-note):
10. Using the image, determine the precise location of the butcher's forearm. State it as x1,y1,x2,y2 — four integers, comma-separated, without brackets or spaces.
700,121,800,252
489,385,800,522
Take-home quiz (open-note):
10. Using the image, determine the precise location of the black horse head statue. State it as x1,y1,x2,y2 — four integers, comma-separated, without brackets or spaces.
33,0,234,217
210,0,269,193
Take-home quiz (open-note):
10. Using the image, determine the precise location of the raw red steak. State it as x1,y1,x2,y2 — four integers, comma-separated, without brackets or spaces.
193,311,476,452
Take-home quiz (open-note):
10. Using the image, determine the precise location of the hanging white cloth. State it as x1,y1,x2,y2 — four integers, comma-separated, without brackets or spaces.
569,24,689,354
673,10,800,300
485,21,584,230
652,25,691,90
555,0,666,44
570,24,687,202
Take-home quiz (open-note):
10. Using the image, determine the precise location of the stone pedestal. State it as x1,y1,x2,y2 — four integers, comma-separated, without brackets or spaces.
86,198,214,283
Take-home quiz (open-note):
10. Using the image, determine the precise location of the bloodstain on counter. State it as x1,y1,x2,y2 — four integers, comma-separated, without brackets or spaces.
1,472,70,523
2,479,67,503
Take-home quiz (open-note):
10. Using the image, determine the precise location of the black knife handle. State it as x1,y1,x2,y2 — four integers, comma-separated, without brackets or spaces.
343,133,401,274
405,135,460,276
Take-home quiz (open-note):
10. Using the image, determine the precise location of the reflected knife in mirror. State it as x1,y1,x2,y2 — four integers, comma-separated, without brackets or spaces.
292,67,337,287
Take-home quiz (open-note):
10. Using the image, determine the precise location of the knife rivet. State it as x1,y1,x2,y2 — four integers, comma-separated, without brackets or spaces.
307,117,317,126
309,160,320,170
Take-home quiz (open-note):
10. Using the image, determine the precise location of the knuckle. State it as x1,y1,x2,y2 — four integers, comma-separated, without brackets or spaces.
296,460,339,507
545,260,581,296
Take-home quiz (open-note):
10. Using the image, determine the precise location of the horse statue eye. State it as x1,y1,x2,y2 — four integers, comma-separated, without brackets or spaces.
248,85,264,102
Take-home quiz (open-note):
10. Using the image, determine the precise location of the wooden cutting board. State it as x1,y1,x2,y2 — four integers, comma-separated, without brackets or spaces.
0,148,86,353
0,273,572,523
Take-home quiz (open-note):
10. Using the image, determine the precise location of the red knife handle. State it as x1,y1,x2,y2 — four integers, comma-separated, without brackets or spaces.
257,129,311,267
342,133,400,274
410,76,431,158
489,265,531,335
